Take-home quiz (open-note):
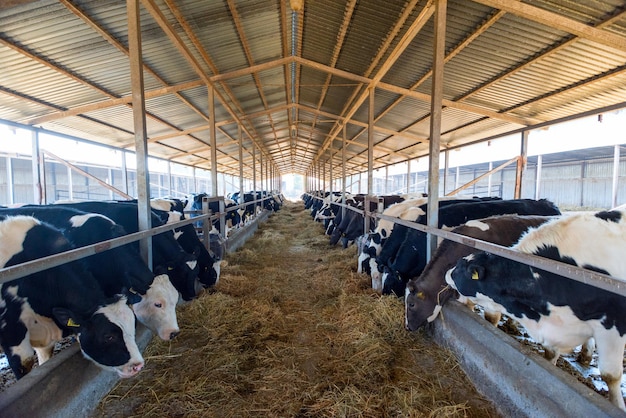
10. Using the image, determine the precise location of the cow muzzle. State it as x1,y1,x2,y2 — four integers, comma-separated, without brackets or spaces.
117,361,144,378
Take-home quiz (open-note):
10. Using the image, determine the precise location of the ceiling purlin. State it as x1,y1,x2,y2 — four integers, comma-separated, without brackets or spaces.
225,0,287,167
162,0,270,173
59,0,218,162
352,9,506,165
456,7,626,104
340,2,626,179
300,0,357,172
0,17,204,161
474,0,626,52
313,0,435,169
278,0,293,171
141,0,274,169
25,80,205,126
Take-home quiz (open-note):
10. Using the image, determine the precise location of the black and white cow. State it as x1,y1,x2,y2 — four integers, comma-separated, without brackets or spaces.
190,193,239,234
404,215,555,331
151,205,225,288
52,201,201,301
0,215,144,379
380,199,561,296
329,195,405,248
445,210,626,411
0,206,180,341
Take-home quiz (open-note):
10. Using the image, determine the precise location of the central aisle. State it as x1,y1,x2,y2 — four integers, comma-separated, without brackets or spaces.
94,201,500,417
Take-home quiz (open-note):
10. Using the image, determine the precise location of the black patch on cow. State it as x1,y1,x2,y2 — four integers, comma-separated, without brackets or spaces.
74,311,131,367
595,210,622,223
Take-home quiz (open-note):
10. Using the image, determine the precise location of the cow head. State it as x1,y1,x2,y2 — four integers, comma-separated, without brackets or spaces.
53,295,144,378
445,252,537,320
131,273,180,341
404,278,455,331
162,251,200,301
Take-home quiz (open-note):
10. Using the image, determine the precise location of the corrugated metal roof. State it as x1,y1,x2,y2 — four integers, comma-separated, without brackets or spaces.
1,0,626,180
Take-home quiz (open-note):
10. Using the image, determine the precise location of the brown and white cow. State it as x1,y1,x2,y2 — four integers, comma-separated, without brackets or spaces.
405,215,555,331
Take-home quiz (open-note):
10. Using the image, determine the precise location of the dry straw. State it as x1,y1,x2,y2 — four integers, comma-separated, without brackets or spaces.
95,201,499,418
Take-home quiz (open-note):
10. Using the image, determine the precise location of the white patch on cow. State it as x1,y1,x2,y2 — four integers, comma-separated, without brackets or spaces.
514,211,626,279
404,287,411,328
521,304,596,353
370,260,381,288
69,213,112,228
186,260,198,270
173,231,183,240
166,211,183,224
0,216,39,267
21,306,63,350
90,298,144,378
150,198,175,212
426,304,442,323
357,251,369,274
132,274,179,341
465,219,490,231
212,261,222,285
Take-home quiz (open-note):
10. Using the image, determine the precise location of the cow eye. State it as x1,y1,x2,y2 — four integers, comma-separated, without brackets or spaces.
154,302,163,308
104,334,116,343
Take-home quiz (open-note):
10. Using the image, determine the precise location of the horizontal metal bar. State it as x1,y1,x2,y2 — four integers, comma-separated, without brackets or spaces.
0,213,212,285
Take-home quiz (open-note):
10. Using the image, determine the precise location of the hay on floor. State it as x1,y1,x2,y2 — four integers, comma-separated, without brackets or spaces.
94,201,499,418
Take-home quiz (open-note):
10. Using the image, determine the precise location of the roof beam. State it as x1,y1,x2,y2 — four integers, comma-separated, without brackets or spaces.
473,0,626,52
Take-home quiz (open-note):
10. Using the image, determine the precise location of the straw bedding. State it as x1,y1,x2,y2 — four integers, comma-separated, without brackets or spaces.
93,201,500,417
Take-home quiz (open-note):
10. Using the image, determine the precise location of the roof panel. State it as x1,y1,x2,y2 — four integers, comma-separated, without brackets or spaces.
1,0,626,177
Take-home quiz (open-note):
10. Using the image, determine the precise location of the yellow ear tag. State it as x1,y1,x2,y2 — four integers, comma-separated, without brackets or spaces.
167,266,174,271
417,291,425,300
471,270,479,280
67,318,81,328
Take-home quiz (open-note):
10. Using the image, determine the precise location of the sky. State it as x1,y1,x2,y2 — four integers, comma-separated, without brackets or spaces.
1,109,625,178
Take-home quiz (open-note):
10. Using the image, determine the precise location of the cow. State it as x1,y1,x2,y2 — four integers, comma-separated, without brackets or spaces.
151,205,226,288
190,193,239,234
0,215,144,379
404,215,555,331
0,205,180,341
51,201,200,301
329,195,405,248
445,210,626,411
371,197,496,290
379,199,561,296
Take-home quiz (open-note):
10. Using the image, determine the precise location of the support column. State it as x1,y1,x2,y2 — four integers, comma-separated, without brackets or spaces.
426,0,447,261
514,131,529,199
407,159,411,194
367,87,374,195
239,125,244,198
128,0,152,267
209,85,218,196
31,131,45,204
612,144,620,208
252,144,257,191
535,155,543,200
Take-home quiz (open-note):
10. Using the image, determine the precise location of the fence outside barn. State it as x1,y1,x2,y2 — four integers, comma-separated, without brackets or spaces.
1,143,625,210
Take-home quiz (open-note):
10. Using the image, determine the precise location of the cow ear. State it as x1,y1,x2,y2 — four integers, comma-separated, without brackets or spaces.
125,287,143,304
52,307,82,330
470,265,485,281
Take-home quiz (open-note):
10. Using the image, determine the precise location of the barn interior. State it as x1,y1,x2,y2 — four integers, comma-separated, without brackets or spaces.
1,0,626,416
